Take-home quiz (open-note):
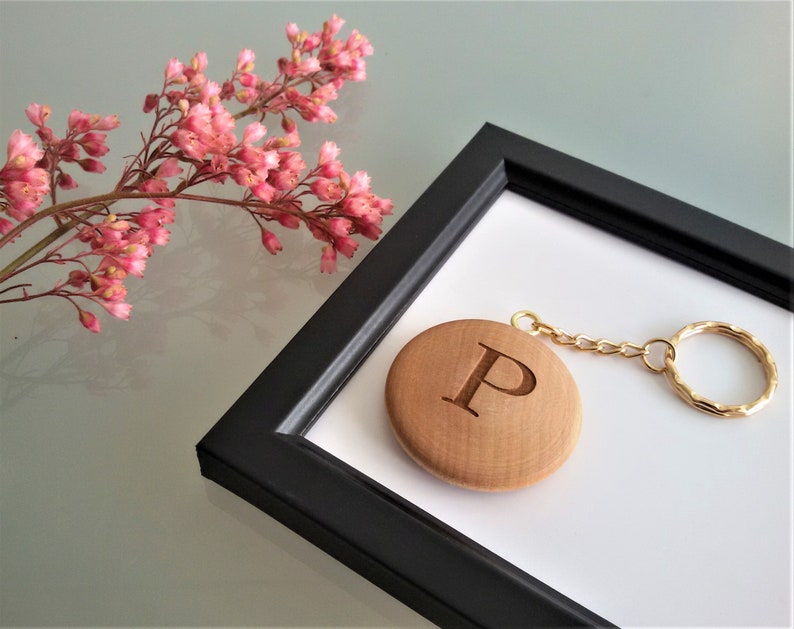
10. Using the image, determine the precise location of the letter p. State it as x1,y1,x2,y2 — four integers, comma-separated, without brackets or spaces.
442,342,536,417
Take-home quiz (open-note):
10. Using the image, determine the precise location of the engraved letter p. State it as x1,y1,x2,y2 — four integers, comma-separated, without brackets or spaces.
442,343,536,417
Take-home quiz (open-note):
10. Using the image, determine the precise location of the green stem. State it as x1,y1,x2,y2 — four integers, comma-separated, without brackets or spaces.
0,188,183,283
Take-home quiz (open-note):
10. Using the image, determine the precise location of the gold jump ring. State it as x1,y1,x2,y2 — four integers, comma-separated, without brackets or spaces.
663,321,778,418
511,310,542,335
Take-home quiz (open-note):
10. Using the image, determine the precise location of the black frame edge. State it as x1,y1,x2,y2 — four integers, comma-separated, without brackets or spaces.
197,123,792,628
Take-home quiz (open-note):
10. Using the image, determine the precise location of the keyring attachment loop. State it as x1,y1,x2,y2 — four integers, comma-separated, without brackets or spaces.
641,338,677,373
661,321,778,418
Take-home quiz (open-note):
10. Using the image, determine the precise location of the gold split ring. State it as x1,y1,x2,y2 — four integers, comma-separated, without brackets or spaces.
662,321,778,418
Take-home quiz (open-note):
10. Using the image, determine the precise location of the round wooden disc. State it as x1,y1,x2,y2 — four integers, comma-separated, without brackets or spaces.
385,319,581,491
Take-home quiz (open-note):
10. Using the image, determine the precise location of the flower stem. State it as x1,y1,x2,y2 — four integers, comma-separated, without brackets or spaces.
0,187,184,283
0,217,81,283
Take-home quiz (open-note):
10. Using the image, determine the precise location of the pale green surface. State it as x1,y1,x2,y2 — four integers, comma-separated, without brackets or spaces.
0,1,790,626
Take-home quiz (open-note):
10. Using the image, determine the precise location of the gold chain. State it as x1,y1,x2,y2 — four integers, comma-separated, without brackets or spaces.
509,310,778,418
510,310,675,373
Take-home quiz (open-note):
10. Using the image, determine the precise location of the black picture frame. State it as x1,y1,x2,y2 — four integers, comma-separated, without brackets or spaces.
196,124,793,628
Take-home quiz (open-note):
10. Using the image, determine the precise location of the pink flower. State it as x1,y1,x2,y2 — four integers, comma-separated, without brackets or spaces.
2,173,50,220
191,51,208,73
278,151,306,173
282,54,321,78
317,141,342,178
139,177,175,207
318,141,340,164
98,282,127,302
328,217,352,238
1,19,389,335
67,110,93,133
90,114,121,131
135,206,175,228
165,57,185,82
310,177,342,202
77,132,110,157
269,169,300,191
250,179,276,202
100,300,132,320
4,130,43,172
334,236,358,258
345,170,370,196
24,103,52,128
236,49,255,73
235,87,259,105
242,122,267,145
155,157,183,178
320,244,337,273
174,102,236,159
322,15,346,44
273,210,301,229
172,129,205,160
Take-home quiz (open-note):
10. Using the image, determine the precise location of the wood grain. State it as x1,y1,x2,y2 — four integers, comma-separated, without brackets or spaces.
385,320,581,491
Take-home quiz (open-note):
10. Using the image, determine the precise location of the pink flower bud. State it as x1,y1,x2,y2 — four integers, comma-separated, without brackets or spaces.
190,51,208,73
78,158,106,173
56,172,78,190
261,229,283,255
143,93,159,113
275,211,300,229
285,22,300,44
79,309,102,333
67,270,90,287
238,72,260,88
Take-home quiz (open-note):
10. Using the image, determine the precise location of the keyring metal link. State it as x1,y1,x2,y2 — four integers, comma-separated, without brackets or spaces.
510,310,542,335
662,321,778,418
641,338,677,374
512,311,778,418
